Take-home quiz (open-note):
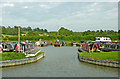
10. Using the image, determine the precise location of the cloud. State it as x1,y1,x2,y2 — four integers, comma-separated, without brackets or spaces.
0,0,119,2
90,3,98,7
104,8,118,20
1,2,118,31
72,11,85,17
39,3,61,9
23,6,28,8
39,4,51,9
82,2,101,13
3,3,14,7
0,18,2,23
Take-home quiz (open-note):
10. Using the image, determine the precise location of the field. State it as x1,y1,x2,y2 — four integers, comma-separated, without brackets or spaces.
79,51,119,61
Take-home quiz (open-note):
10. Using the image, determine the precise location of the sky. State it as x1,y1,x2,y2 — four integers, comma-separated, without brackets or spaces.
0,1,119,32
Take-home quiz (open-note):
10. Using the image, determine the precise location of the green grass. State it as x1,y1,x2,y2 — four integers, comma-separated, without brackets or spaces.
2,34,17,37
0,52,26,61
0,52,44,61
79,51,120,61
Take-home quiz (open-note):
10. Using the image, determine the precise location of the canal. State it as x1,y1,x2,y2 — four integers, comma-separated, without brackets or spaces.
2,46,118,77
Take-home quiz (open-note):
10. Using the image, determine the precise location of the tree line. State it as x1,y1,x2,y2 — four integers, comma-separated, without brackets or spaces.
2,26,48,35
1,26,119,41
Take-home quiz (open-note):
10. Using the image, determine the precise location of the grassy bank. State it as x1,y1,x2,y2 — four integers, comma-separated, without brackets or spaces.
0,52,44,61
79,51,119,61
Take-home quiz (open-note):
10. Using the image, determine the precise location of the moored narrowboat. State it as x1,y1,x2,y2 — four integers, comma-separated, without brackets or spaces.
71,41,77,46
61,40,66,46
101,42,120,52
78,43,101,52
54,39,62,47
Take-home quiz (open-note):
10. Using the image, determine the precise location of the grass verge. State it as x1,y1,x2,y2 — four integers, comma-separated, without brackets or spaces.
0,52,44,61
78,51,119,61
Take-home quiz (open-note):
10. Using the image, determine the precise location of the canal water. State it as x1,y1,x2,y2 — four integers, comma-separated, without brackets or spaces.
2,46,118,77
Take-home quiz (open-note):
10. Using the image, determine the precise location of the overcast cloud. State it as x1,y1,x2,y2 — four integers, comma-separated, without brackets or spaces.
0,2,118,32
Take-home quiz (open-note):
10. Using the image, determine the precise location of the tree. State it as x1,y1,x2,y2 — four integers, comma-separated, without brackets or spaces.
44,29,48,33
118,30,120,34
100,29,103,33
96,30,99,32
58,27,73,36
27,27,32,31
33,27,40,31
104,30,107,32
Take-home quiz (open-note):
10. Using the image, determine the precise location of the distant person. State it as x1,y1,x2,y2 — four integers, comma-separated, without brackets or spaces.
0,47,2,53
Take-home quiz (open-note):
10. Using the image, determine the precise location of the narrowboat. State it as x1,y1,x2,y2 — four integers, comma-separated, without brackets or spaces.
78,43,100,52
79,40,86,43
0,43,14,52
49,41,53,45
35,41,45,47
14,43,35,53
61,40,66,46
78,47,83,52
54,39,62,47
71,41,77,46
95,37,111,42
101,42,120,52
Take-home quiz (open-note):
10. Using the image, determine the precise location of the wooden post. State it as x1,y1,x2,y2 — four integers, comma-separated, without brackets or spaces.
18,26,20,53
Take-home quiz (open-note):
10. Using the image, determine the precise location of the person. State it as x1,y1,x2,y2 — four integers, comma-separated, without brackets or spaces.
50,41,52,45
0,47,2,53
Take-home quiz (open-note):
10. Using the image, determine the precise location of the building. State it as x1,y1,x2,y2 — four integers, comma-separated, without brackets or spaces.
21,34,26,36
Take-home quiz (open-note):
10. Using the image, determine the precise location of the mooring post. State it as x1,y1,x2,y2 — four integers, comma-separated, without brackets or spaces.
18,26,20,53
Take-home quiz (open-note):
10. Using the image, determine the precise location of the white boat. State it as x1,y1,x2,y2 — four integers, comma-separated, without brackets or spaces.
95,37,111,42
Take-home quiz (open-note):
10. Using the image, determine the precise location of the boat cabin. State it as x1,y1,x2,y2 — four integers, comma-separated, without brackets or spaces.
0,43,14,52
14,43,35,53
82,43,100,52
101,43,120,52
95,37,111,42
